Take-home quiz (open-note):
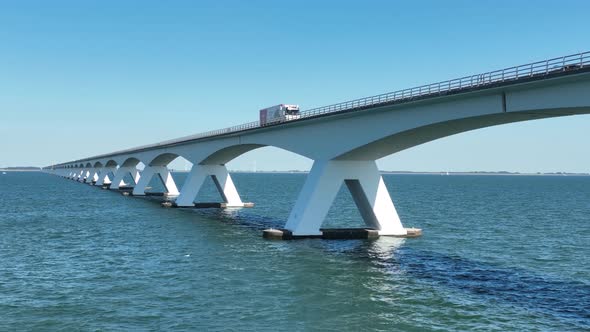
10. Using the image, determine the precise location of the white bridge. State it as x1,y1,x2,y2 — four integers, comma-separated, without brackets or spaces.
44,52,590,237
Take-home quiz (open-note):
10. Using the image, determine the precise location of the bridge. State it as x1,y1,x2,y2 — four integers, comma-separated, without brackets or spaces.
43,51,590,238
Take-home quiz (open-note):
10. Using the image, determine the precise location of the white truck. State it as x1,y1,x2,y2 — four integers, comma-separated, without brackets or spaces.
259,104,300,126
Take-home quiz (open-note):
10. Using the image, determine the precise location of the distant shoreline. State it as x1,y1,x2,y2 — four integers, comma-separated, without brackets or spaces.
7,168,588,176
171,170,590,176
381,171,590,176
0,168,40,172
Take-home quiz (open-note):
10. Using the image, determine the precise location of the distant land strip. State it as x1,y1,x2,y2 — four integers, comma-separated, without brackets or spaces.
6,167,588,176
186,170,590,176
0,167,41,172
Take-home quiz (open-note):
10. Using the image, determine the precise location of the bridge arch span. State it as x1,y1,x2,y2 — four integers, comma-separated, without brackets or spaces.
102,156,144,190
147,153,181,167
322,78,590,161
336,108,590,161
120,157,141,168
91,159,120,186
129,152,193,196
198,144,266,165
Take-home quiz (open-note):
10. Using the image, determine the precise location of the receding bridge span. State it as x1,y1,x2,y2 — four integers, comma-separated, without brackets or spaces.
44,52,590,238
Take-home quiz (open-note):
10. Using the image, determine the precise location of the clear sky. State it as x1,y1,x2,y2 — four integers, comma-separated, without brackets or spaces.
1,0,589,173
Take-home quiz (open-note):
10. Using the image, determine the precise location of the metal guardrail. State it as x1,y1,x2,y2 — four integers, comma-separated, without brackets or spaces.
188,52,590,140
52,51,590,167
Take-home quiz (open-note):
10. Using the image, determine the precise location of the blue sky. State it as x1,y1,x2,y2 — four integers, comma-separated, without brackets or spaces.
1,0,589,172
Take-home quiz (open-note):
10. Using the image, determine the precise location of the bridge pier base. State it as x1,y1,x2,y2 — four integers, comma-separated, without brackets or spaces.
132,166,179,196
110,167,140,190
174,164,245,207
284,160,407,236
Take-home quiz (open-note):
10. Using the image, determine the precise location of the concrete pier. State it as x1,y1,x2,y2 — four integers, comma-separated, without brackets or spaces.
145,192,167,197
403,228,423,238
160,202,255,208
118,186,134,191
262,227,422,240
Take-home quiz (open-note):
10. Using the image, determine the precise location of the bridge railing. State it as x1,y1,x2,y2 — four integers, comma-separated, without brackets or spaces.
189,52,589,140
300,52,590,118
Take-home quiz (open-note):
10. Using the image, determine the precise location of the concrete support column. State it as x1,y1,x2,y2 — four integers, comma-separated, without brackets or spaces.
80,169,87,182
131,168,140,185
82,169,92,182
96,167,116,186
132,166,179,196
175,164,244,207
284,160,406,236
78,169,88,182
84,168,97,184
74,169,84,181
89,169,99,184
110,167,140,190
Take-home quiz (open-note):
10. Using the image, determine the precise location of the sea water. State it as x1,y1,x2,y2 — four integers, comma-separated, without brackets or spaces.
0,172,588,331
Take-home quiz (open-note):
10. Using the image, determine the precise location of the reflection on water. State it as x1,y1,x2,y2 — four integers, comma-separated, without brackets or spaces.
369,236,406,260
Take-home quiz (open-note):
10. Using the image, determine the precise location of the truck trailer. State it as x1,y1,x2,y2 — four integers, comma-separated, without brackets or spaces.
259,104,300,126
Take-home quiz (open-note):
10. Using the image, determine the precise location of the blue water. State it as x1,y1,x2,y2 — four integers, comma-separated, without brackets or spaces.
0,172,588,331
